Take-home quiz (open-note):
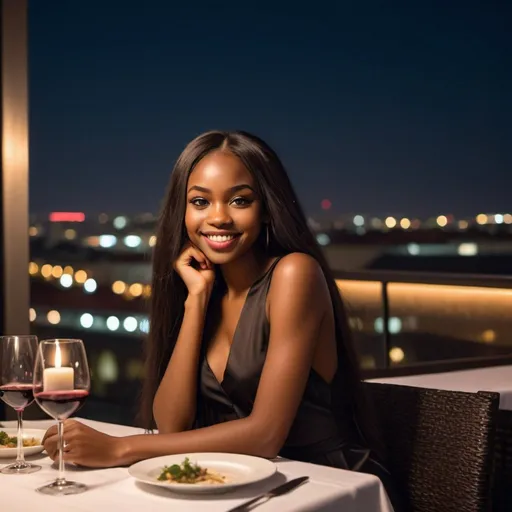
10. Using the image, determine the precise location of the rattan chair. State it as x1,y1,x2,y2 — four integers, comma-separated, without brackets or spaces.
363,382,499,512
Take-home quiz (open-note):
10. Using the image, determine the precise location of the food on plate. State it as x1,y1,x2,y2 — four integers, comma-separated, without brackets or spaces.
158,457,227,484
0,430,40,448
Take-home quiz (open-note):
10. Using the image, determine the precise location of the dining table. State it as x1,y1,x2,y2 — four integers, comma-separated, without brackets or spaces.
0,417,394,512
368,364,512,411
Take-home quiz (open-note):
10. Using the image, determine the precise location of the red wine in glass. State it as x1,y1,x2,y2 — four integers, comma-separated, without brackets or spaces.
0,383,34,411
33,390,88,421
0,335,41,475
33,338,90,496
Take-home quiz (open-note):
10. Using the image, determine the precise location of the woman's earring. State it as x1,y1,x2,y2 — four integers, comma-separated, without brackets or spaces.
266,224,270,249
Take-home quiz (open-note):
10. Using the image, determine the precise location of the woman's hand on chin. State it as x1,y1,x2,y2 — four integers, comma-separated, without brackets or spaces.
174,242,215,300
42,419,125,468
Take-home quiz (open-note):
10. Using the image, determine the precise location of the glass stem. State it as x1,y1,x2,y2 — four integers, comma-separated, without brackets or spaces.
16,410,25,464
57,420,65,484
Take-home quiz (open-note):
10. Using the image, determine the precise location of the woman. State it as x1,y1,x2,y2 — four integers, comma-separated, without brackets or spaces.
43,130,398,504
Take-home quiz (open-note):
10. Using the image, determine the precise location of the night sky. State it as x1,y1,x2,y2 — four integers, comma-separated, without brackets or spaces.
28,1,511,218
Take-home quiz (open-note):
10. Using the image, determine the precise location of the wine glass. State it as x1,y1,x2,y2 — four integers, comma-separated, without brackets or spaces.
0,335,41,474
33,339,90,496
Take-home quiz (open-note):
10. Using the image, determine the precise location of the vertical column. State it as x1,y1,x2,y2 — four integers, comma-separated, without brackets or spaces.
1,0,30,420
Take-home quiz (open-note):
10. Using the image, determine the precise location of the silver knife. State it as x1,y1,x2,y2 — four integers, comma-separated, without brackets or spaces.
227,476,309,512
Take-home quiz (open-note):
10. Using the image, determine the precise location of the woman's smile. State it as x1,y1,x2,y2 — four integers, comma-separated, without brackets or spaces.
201,231,241,252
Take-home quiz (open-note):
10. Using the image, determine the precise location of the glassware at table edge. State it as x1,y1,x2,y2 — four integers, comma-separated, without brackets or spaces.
33,338,90,495
0,335,42,474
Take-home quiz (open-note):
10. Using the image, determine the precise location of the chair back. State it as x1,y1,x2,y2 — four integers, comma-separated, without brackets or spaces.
363,382,499,512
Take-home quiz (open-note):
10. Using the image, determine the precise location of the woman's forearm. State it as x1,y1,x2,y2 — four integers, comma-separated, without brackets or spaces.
152,294,208,433
116,416,277,466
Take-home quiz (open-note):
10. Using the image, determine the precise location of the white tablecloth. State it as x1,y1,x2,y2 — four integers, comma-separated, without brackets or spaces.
0,418,393,512
370,365,512,411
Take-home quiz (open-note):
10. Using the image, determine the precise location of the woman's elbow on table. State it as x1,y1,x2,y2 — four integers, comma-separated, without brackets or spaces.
246,417,287,460
253,441,281,460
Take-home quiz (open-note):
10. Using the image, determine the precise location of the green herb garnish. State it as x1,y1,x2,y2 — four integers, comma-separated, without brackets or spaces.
158,457,207,483
0,431,17,446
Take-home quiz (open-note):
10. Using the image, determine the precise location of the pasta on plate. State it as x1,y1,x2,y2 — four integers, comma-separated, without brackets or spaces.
158,457,228,485
0,430,40,449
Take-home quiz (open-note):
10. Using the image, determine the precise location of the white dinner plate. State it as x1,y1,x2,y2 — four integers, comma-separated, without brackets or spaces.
0,428,46,458
128,452,277,494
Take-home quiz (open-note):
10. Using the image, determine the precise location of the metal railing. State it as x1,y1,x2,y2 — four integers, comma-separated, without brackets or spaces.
334,269,512,378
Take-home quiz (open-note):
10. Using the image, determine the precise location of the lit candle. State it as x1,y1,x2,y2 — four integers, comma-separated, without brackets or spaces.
43,342,74,391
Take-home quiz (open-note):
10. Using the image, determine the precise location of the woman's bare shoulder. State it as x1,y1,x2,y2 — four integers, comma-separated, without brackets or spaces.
270,253,330,307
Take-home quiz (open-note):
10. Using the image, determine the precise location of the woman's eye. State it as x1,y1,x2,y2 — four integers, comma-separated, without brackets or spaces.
231,197,252,207
190,197,208,207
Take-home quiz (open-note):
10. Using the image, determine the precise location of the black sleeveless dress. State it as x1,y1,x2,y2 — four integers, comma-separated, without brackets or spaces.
195,257,402,510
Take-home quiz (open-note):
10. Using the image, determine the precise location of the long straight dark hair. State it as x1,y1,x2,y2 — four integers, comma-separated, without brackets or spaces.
140,130,374,450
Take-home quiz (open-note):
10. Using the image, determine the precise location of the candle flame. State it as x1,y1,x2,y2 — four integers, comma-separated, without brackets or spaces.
55,341,62,368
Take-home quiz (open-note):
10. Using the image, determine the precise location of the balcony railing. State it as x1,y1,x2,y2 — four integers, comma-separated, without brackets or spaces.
23,269,512,425
335,270,512,377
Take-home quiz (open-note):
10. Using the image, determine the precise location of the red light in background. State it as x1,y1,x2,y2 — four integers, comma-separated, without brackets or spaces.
49,212,85,222
321,199,332,210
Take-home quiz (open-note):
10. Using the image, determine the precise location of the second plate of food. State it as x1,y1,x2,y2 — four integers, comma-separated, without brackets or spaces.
128,453,276,494
0,428,46,458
